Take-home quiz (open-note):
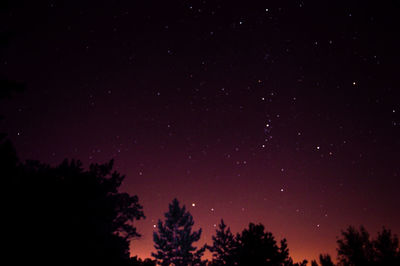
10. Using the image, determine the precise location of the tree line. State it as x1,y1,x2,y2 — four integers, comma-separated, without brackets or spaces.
1,136,399,265
0,80,399,266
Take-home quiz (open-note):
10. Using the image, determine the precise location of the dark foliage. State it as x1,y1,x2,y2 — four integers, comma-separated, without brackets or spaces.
0,35,149,265
318,254,335,266
373,227,400,265
152,198,206,266
208,221,307,266
2,141,145,266
311,261,319,266
235,223,282,265
337,226,374,265
130,256,156,266
313,226,400,266
207,219,236,265
336,226,400,266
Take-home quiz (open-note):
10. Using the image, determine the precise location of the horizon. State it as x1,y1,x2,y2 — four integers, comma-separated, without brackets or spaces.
1,1,399,265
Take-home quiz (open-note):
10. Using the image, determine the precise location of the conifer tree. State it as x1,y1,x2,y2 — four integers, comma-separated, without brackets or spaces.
208,219,236,265
152,198,206,266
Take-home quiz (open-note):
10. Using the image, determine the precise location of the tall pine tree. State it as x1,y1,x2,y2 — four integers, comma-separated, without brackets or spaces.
152,198,206,266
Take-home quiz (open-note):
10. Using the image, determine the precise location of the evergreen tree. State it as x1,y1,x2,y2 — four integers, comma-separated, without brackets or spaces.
279,238,308,266
208,219,236,265
152,198,206,266
279,238,295,265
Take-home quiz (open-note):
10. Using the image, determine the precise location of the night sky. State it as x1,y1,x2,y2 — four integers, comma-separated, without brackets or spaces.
1,1,399,262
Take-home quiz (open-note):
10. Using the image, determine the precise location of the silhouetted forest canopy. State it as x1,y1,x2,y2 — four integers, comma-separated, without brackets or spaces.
1,29,399,266
2,0,400,264
2,143,146,265
2,130,400,265
0,84,399,266
0,88,399,266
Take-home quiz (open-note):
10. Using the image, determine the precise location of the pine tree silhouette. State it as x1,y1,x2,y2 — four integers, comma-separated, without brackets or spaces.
208,219,236,265
152,198,206,266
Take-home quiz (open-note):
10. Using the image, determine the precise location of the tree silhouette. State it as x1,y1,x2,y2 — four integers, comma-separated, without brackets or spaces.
316,225,400,266
208,221,306,266
235,223,280,265
0,32,149,264
337,226,374,266
152,198,206,266
318,254,334,266
130,256,156,266
4,156,145,266
236,223,307,265
373,227,400,265
279,238,306,266
208,219,236,265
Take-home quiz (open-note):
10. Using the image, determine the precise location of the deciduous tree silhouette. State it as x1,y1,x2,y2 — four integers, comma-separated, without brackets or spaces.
235,223,294,265
373,227,400,265
1,37,148,264
337,226,374,266
316,226,400,266
152,198,206,266
4,155,145,266
208,221,307,266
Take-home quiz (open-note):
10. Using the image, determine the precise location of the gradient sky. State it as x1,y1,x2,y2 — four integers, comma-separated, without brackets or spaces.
1,1,399,263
